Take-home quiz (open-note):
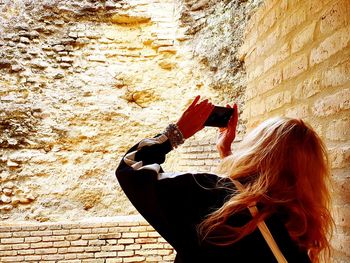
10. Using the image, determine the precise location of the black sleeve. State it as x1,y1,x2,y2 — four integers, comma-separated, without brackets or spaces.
115,134,226,252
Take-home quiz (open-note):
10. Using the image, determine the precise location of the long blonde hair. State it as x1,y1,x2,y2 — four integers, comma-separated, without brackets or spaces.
198,117,333,263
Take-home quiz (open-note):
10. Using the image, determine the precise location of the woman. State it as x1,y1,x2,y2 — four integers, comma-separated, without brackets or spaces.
116,96,333,263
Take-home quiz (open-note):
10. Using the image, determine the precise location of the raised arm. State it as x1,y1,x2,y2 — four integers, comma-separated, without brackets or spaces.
115,96,214,250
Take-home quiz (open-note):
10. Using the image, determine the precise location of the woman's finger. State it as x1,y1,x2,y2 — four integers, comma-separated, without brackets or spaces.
189,95,200,109
227,103,238,128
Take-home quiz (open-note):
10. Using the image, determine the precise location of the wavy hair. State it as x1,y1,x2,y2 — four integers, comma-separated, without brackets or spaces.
198,117,333,263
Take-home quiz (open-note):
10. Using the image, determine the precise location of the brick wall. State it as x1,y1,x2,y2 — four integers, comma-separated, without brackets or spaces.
239,0,350,262
0,216,175,263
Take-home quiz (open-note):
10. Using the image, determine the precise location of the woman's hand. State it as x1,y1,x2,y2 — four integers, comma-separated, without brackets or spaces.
176,95,214,139
216,103,238,158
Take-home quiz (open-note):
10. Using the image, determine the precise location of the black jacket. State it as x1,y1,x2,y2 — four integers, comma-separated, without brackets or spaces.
115,134,311,263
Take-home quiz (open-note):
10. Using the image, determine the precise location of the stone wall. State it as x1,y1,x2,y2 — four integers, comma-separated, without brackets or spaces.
0,0,261,222
175,0,263,172
0,0,223,222
0,216,175,262
239,0,350,262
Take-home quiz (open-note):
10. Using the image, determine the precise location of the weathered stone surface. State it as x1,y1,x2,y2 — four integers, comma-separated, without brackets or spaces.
0,0,254,222
111,14,151,24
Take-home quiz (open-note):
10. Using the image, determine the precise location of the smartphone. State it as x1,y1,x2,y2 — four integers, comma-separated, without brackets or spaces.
204,106,234,127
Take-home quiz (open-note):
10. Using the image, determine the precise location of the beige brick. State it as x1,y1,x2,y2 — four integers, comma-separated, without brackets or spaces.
43,236,65,242
84,246,101,252
30,230,52,237
320,0,350,35
34,248,58,254
326,118,350,141
256,29,279,58
1,238,24,244
69,228,91,234
117,250,134,257
12,243,30,250
46,224,62,230
157,237,167,243
3,227,21,232
71,240,88,246
163,243,175,249
52,230,70,235
76,252,94,259
138,249,158,256
145,256,163,261
313,89,350,117
98,233,121,240
91,228,109,234
24,236,42,243
130,226,148,232
106,239,117,245
295,78,322,101
329,145,350,169
65,234,82,241
67,246,85,253
82,259,104,263
78,222,101,229
101,245,124,252
0,250,17,256
59,260,81,263
141,243,163,249
42,254,65,261
281,7,306,36
106,258,122,263
24,255,42,261
163,254,176,260
53,241,70,247
108,227,128,233
0,233,12,238
88,239,105,246
331,232,350,257
104,222,123,228
21,225,39,231
265,91,291,112
61,223,80,229
30,241,53,248
139,222,149,226
0,245,13,251
323,59,350,87
334,204,350,227
64,253,77,259
310,25,350,66
57,247,68,254
12,231,30,238
158,249,173,255
291,22,316,53
95,251,117,258
255,68,283,97
1,256,24,262
123,256,145,263
258,6,278,35
18,249,34,255
124,244,141,250
250,97,266,118
283,54,308,80
117,221,139,227
285,104,309,118
135,237,158,244
81,234,99,240
117,238,134,244
247,64,264,82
